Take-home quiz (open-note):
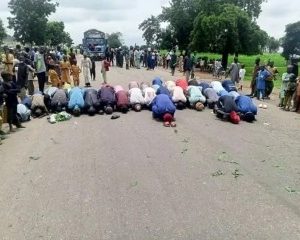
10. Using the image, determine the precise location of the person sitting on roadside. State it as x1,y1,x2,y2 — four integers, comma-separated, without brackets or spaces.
68,87,85,116
152,93,176,127
98,84,116,115
187,85,206,111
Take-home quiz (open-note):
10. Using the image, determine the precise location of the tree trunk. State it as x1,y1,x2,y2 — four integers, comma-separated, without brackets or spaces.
221,51,229,70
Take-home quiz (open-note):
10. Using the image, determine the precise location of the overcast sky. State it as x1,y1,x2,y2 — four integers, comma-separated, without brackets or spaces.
0,0,299,46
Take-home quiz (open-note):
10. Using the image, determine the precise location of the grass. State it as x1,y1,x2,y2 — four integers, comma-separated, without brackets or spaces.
161,51,291,89
196,52,287,88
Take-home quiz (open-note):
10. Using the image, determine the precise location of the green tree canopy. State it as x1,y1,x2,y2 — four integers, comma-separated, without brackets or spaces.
139,15,162,46
45,21,73,47
266,36,280,53
8,0,58,45
157,0,267,50
160,0,200,49
282,21,300,60
0,19,6,45
191,4,268,68
107,32,123,48
158,27,176,50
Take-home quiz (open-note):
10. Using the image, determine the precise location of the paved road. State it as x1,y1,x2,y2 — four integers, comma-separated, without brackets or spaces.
0,63,300,239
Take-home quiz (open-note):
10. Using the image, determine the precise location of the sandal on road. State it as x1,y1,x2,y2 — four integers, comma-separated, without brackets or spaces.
170,122,177,127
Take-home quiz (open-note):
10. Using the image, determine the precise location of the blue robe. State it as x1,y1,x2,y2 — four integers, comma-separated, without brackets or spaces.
152,94,176,119
68,87,85,110
257,70,270,90
222,80,237,92
156,86,171,97
236,96,257,115
152,77,163,86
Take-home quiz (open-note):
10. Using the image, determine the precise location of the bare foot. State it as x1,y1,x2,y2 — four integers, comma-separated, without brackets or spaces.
163,121,170,127
171,122,177,127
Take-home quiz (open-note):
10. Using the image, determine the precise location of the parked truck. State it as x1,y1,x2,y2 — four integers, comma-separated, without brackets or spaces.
82,29,107,61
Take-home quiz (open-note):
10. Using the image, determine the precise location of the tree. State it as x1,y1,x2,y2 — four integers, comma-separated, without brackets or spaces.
157,0,266,50
0,19,6,45
191,4,268,68
45,21,73,47
158,27,176,50
63,32,73,47
282,21,300,60
8,0,58,45
160,0,200,50
107,32,123,48
266,36,280,53
139,15,161,46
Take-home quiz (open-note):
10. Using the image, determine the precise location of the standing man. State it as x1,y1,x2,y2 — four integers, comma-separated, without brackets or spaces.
134,47,140,69
81,54,92,87
249,58,260,97
265,61,278,99
15,55,29,100
90,58,96,81
34,47,47,93
183,51,192,82
170,51,177,76
129,47,134,68
227,57,240,86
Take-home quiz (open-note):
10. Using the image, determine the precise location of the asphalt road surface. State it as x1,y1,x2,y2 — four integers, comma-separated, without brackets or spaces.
0,61,300,239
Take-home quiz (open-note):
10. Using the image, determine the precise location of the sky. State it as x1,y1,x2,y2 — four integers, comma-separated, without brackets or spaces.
0,0,299,46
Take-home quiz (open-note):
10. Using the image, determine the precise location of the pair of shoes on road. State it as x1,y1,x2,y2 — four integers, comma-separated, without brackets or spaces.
259,104,268,109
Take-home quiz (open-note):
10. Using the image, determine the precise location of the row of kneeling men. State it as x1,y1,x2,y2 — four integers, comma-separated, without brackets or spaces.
15,77,258,126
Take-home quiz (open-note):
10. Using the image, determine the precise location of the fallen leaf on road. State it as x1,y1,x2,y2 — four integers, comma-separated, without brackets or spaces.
218,152,239,165
174,129,178,134
128,181,138,189
211,170,224,177
285,187,297,193
181,148,188,154
232,169,243,179
29,156,40,161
